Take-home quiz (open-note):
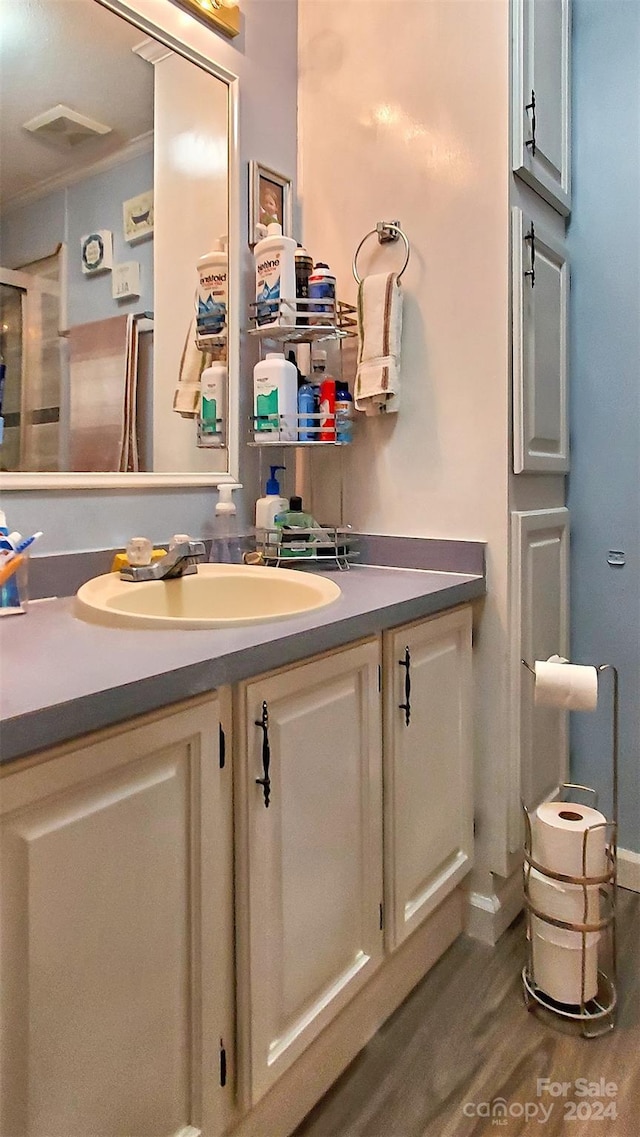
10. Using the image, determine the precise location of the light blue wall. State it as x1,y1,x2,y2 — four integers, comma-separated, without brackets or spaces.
1,0,298,549
1,151,154,324
67,152,154,324
568,0,640,852
1,190,67,266
2,488,230,553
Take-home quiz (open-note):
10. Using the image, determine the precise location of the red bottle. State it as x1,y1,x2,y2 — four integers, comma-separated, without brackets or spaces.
319,378,336,441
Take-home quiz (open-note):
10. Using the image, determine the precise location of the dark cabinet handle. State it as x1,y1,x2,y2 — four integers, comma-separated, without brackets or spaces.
255,700,271,807
525,88,536,157
398,646,411,726
524,222,536,288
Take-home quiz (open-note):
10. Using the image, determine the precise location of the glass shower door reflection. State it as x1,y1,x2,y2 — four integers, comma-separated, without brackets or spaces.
0,265,63,473
0,282,25,472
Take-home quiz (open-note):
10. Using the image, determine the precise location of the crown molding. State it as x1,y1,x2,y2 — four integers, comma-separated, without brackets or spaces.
132,35,173,63
3,131,154,213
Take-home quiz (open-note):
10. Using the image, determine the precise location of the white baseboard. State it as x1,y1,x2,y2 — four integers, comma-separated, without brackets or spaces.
464,850,639,942
464,867,524,945
618,847,640,893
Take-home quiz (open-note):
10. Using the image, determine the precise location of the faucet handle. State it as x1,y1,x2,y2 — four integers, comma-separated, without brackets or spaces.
169,533,192,549
126,537,153,566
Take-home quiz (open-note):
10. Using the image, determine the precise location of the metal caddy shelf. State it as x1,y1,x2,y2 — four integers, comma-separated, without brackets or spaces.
247,297,357,343
249,411,353,448
254,525,357,571
247,294,357,567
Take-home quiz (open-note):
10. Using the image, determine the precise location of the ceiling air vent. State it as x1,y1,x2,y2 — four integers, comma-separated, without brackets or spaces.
22,105,112,146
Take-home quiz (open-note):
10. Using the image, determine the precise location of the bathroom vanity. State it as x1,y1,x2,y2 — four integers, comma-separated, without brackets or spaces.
0,563,483,1137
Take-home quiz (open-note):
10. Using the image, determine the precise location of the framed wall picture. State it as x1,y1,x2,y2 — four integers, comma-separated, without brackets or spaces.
80,230,113,274
249,162,292,247
112,261,141,300
123,191,154,243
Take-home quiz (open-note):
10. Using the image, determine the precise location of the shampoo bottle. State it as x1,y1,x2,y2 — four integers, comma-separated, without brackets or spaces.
196,238,228,341
253,353,298,441
255,465,288,530
200,362,225,438
255,223,297,327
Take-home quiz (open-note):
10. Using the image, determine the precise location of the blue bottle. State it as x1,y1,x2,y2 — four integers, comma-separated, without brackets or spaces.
297,380,316,441
335,382,354,443
289,348,317,442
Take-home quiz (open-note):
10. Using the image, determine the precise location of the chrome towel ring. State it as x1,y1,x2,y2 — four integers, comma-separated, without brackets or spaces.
352,220,411,285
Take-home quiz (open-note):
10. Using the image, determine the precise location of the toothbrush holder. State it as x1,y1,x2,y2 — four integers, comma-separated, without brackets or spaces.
0,552,30,616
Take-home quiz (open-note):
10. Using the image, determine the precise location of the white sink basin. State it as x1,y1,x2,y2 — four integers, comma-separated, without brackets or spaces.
75,563,341,630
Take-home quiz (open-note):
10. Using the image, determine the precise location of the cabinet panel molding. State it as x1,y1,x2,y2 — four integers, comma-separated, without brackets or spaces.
383,607,474,949
512,207,569,474
509,508,570,852
237,639,383,1104
512,0,572,214
0,694,234,1137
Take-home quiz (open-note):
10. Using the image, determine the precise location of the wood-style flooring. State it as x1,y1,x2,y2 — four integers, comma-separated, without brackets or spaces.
294,889,639,1137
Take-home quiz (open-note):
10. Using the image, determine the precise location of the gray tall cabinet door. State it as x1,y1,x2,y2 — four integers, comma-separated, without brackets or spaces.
512,0,572,215
512,207,569,474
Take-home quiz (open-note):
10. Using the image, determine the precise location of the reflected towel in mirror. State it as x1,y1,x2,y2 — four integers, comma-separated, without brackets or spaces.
173,319,209,418
68,315,139,472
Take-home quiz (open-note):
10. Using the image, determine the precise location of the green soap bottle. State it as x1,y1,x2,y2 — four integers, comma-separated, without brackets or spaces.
274,495,317,558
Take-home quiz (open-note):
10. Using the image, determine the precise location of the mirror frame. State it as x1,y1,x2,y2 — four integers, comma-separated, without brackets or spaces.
1,0,240,490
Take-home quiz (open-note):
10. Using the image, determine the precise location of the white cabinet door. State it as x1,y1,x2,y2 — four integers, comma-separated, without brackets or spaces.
512,207,569,474
512,0,572,214
0,694,234,1137
383,607,473,950
238,640,383,1103
510,508,570,851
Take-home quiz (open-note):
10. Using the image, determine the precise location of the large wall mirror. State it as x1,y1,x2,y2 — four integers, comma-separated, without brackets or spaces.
0,0,238,487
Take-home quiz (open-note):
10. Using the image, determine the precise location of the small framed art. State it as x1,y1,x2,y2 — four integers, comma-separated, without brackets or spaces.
123,191,154,243
112,262,141,300
249,162,292,247
80,230,113,275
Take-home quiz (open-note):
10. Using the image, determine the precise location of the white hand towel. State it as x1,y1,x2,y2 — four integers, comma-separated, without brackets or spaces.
173,319,209,417
355,272,403,415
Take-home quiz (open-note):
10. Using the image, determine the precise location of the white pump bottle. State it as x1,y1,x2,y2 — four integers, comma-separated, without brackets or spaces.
210,484,243,563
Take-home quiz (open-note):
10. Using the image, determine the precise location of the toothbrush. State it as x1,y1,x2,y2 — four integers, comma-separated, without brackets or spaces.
15,531,43,554
0,553,24,588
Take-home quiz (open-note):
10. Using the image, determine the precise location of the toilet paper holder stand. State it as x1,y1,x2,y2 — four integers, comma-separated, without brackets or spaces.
520,661,619,1037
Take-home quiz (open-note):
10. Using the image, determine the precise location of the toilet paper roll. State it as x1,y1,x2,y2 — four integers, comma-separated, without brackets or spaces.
532,801,608,878
526,867,600,926
531,922,599,1004
534,659,598,712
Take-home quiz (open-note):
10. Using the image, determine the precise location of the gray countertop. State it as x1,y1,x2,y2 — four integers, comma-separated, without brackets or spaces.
0,565,485,764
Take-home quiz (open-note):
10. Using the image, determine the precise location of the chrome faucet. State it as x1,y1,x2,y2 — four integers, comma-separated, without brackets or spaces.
119,540,206,582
